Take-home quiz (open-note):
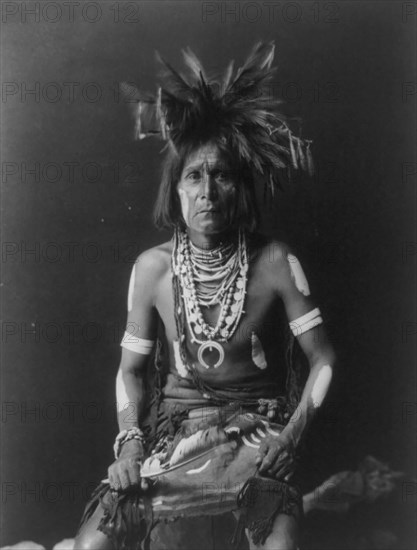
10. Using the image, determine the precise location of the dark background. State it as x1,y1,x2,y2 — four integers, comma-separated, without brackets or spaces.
1,1,416,548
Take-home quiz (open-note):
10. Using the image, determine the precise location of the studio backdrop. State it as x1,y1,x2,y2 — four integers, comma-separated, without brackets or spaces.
1,1,416,548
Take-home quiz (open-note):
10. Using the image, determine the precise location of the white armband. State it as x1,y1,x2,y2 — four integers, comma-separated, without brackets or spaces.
289,307,323,337
120,331,155,355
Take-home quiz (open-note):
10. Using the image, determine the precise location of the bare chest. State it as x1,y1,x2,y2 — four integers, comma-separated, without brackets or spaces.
154,262,284,360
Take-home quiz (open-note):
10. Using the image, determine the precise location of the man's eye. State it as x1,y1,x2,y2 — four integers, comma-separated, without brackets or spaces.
215,171,234,185
187,171,200,181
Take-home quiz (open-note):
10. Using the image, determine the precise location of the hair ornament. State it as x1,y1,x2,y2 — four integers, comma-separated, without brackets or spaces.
122,42,314,196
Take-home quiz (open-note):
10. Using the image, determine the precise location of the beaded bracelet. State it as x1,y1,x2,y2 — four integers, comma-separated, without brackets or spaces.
113,427,145,460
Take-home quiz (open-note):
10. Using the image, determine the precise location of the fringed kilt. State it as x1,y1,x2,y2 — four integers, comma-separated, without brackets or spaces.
77,401,302,550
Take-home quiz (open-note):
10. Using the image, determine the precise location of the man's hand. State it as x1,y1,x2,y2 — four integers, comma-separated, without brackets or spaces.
255,433,297,479
108,439,149,492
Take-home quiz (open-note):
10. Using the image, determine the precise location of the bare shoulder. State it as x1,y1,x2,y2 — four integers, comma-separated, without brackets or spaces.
133,240,172,282
249,234,291,271
249,234,294,295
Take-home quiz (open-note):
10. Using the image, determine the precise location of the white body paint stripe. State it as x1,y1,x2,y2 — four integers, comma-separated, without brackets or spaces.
287,254,310,296
266,426,281,436
185,459,212,475
250,434,261,443
178,189,190,227
311,364,333,408
121,331,155,354
173,340,188,378
116,369,130,413
256,428,266,438
127,265,136,312
242,435,260,449
225,427,241,436
261,420,281,437
251,332,268,369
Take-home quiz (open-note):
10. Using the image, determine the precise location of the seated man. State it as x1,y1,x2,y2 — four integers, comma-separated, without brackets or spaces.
75,43,335,550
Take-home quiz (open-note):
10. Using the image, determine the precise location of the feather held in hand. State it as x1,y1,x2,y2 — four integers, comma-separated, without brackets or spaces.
122,42,314,194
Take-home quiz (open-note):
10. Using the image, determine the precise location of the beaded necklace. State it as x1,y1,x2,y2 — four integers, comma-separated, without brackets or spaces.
188,239,237,307
172,228,248,368
171,228,295,420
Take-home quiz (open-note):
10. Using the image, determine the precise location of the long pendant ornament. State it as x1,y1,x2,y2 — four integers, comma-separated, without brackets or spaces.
197,341,225,369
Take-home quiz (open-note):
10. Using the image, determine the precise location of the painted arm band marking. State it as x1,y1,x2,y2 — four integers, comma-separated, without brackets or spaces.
120,331,155,354
127,265,136,312
289,307,323,337
287,253,310,296
311,364,333,408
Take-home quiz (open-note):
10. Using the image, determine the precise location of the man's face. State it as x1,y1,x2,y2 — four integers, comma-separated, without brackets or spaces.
176,143,237,237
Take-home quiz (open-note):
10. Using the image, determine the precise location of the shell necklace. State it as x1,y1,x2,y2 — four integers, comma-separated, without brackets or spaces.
172,228,248,368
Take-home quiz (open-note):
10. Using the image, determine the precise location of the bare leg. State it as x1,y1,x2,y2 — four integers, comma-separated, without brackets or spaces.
233,510,298,550
73,503,115,550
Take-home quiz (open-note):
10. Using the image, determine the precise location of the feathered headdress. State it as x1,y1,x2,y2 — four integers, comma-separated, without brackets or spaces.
122,42,313,196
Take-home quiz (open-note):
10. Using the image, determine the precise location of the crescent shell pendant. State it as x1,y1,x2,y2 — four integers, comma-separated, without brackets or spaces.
197,341,225,369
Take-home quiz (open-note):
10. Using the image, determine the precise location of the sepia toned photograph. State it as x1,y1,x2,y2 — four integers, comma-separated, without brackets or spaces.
1,2,416,549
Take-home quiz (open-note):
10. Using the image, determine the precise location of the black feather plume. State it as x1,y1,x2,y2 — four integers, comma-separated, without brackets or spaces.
122,42,314,196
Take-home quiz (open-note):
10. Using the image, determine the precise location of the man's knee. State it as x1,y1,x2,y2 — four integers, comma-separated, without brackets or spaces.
246,513,298,550
265,531,297,550
73,530,113,550
73,501,115,550
247,531,297,550
73,532,95,550
74,515,114,550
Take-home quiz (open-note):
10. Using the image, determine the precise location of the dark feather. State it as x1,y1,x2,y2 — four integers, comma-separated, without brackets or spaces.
228,42,276,95
126,41,313,197
222,60,235,92
155,51,192,97
182,47,207,81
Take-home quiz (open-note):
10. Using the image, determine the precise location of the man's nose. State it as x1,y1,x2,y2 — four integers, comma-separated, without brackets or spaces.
200,173,217,200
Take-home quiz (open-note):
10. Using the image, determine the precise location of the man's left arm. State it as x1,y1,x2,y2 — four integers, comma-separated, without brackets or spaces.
256,245,336,478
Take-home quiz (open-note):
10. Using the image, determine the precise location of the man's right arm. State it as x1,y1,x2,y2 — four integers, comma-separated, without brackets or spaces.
108,250,160,492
